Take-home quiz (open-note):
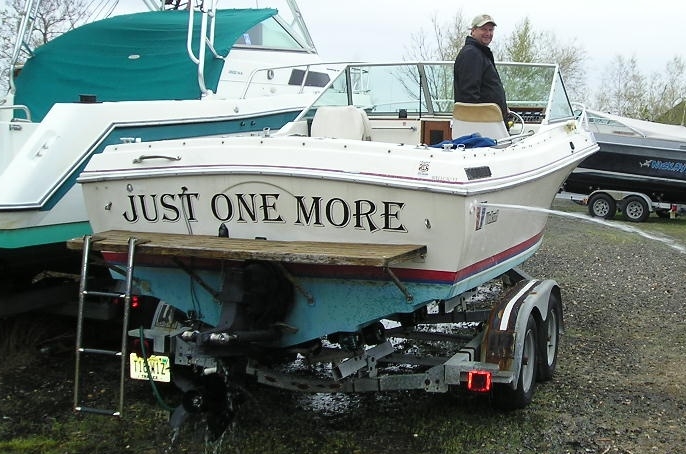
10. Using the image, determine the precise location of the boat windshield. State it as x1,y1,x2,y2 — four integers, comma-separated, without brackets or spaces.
227,0,316,52
297,61,575,123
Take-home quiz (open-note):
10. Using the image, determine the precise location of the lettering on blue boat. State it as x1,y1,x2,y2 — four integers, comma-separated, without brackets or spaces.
649,160,686,174
121,191,407,233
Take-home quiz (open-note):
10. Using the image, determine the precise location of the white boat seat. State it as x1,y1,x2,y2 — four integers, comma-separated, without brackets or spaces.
451,102,509,140
311,105,372,140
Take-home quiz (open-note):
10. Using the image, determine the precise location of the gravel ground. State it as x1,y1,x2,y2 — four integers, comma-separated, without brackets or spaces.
1,200,686,453
517,205,686,454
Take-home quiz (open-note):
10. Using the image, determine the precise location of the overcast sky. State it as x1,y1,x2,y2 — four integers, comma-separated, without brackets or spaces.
103,0,684,95
293,0,685,94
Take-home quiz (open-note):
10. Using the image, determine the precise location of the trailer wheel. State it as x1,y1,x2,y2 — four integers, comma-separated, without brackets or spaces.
621,195,650,222
492,314,538,409
588,193,616,219
537,295,561,382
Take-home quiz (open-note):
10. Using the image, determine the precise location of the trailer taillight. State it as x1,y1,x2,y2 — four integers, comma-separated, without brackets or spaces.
112,294,140,308
130,338,152,358
466,370,492,393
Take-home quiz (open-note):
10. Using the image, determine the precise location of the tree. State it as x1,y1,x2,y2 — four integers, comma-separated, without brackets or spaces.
593,55,686,122
496,18,587,102
405,11,468,62
595,55,646,117
409,11,685,123
1,0,112,94
644,56,685,122
405,13,588,105
656,58,686,125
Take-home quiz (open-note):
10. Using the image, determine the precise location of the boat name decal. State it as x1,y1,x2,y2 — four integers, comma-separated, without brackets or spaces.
639,159,686,174
121,192,407,233
475,205,499,230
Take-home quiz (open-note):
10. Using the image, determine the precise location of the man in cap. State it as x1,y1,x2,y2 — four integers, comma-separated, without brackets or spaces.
453,14,508,128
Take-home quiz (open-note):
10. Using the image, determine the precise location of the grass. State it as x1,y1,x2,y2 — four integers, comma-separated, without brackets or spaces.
0,402,168,454
0,437,60,454
551,198,686,242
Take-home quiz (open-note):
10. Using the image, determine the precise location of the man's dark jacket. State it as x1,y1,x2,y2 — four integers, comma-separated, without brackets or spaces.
453,36,508,122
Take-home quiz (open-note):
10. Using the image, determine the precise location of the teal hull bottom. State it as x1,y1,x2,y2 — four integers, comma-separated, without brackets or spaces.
0,222,91,288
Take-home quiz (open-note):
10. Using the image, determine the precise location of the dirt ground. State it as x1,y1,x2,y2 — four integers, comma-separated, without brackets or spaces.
1,202,686,453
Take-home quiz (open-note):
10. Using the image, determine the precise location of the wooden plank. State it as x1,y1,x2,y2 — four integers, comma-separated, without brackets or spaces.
67,230,426,267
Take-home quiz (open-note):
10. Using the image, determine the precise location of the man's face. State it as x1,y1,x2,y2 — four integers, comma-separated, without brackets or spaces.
471,24,495,46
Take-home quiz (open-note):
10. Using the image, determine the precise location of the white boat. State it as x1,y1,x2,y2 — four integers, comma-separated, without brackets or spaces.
0,0,343,300
76,61,599,348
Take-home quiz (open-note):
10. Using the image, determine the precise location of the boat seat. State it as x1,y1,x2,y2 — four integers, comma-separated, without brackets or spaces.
310,106,372,140
451,102,509,140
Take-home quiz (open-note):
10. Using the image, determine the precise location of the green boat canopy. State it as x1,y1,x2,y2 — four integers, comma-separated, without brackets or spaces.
14,8,277,122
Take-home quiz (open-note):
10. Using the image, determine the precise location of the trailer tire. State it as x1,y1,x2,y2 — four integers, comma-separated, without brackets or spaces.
537,295,561,382
588,193,616,219
621,195,650,222
492,314,538,410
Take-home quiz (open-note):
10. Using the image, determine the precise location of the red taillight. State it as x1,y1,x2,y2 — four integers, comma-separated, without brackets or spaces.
112,295,140,308
130,338,152,357
466,370,492,393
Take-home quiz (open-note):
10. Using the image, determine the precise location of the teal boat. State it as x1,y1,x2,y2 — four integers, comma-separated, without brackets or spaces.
0,0,342,315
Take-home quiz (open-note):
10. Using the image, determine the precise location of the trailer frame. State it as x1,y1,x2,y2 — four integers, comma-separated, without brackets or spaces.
67,230,563,430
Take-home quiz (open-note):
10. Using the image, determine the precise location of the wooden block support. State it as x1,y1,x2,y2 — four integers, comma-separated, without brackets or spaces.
67,230,427,267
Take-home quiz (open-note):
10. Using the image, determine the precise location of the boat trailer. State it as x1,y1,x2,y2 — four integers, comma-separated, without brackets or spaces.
67,230,562,437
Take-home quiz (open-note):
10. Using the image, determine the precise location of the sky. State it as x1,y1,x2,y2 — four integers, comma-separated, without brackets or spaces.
20,0,682,97
291,0,686,95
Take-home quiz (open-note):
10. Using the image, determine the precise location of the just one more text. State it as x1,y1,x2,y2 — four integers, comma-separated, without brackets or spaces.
121,191,408,233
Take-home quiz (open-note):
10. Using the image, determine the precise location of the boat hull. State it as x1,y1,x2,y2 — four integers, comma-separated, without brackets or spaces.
564,132,686,202
0,97,312,251
79,128,594,346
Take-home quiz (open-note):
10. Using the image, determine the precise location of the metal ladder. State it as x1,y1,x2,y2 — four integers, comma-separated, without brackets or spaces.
73,234,139,417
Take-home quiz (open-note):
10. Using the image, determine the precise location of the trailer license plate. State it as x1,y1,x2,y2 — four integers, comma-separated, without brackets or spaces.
129,353,171,382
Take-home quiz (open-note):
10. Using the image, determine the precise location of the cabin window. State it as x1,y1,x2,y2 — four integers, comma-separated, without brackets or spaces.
234,19,308,51
547,72,575,122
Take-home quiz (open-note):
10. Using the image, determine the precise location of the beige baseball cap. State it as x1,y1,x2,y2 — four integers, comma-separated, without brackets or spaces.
472,14,497,28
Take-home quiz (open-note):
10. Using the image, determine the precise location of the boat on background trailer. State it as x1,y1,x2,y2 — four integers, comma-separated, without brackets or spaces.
562,109,686,221
68,60,598,435
0,0,344,316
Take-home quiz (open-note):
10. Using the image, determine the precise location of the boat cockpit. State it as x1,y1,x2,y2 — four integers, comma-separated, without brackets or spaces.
269,61,579,147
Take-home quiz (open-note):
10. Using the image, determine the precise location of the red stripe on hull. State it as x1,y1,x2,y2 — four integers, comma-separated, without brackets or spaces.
101,230,543,285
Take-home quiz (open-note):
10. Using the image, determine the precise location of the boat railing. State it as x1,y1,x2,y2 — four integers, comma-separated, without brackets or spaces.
8,0,41,95
0,104,32,123
185,1,221,97
1,108,39,172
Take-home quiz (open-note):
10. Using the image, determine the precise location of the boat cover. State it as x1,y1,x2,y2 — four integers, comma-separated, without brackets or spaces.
588,109,686,142
14,8,276,122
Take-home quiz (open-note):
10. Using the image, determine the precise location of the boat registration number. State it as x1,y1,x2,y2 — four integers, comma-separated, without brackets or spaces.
129,353,171,382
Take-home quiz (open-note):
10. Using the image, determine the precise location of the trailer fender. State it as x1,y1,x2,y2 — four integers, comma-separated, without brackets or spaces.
482,278,562,389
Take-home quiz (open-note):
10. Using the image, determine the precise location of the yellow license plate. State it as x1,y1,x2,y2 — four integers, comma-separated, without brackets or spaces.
129,353,171,382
